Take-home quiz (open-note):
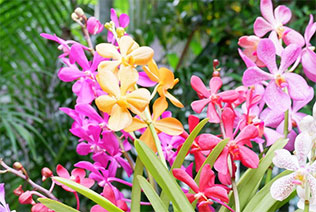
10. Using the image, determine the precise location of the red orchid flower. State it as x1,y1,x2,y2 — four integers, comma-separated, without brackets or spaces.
191,75,239,123
197,107,259,184
173,164,231,212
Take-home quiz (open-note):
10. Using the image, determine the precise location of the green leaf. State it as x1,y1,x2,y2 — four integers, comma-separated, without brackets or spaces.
135,139,194,212
53,177,123,212
137,176,168,212
219,138,288,212
171,118,208,170
194,138,229,184
38,198,79,212
243,170,293,212
190,39,203,55
130,157,144,212
167,53,179,70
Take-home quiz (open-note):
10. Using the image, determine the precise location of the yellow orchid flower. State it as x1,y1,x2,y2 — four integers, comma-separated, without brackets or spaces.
143,60,184,108
125,97,184,151
96,36,154,74
95,67,150,131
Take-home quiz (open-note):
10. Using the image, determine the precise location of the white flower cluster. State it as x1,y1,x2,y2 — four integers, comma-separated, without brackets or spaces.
270,102,316,211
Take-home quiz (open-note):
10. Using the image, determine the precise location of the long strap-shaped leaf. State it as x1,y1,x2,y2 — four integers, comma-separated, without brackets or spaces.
130,157,144,212
219,138,288,212
137,176,168,212
53,177,123,212
38,198,79,212
243,170,292,212
171,118,209,170
135,139,194,212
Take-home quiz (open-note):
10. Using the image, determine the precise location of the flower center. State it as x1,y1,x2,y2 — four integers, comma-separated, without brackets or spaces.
276,25,285,38
275,74,286,88
117,96,128,108
121,56,135,66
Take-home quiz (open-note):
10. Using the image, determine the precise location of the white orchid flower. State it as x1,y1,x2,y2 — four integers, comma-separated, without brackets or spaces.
270,132,316,208
299,101,316,142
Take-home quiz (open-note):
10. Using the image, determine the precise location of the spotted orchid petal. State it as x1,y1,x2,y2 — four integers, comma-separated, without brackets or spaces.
273,149,299,171
270,173,296,201
294,132,312,167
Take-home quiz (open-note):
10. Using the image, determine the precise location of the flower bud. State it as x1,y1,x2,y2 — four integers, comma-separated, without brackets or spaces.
87,17,104,35
13,185,24,196
31,203,51,212
13,162,23,170
71,13,79,21
213,59,219,69
116,27,125,38
104,22,112,31
74,7,84,17
41,167,53,182
19,191,35,205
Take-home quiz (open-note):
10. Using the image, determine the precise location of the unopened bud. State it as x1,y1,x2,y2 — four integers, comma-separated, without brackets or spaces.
41,167,53,182
74,7,84,17
213,71,220,77
213,59,219,69
71,13,79,21
104,22,112,31
116,27,125,38
13,162,23,170
13,185,24,196
19,191,35,205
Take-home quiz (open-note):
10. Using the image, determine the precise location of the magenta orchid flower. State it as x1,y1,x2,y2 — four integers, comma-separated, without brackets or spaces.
173,164,231,212
191,75,239,123
270,132,316,210
87,17,104,35
107,8,130,44
197,107,259,185
301,15,316,82
242,38,310,112
55,164,94,192
40,33,89,58
0,183,10,212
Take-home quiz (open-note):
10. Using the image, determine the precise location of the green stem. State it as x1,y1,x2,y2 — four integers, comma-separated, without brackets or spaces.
304,183,310,212
265,166,273,185
304,200,310,212
283,109,289,138
228,155,240,212
131,157,144,212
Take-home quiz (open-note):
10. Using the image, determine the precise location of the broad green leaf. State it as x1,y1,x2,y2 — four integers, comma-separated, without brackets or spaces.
131,157,144,212
135,139,194,212
53,177,123,212
171,118,209,170
38,198,79,212
219,138,288,212
243,170,293,212
137,176,168,212
194,138,229,184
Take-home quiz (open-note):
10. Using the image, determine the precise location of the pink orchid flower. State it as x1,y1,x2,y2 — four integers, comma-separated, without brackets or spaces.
191,75,239,123
301,15,316,82
238,35,265,67
107,8,129,44
242,38,310,112
87,17,104,35
253,0,304,48
197,107,259,185
173,164,231,212
55,164,94,192
270,132,316,210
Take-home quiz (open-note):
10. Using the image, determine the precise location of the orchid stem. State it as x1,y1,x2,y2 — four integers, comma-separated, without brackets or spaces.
228,156,240,212
117,134,135,170
304,200,310,212
304,183,310,212
284,109,289,138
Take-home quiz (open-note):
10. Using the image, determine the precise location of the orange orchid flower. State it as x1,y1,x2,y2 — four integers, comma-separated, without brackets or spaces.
95,67,150,131
143,60,183,108
125,97,184,151
96,36,154,74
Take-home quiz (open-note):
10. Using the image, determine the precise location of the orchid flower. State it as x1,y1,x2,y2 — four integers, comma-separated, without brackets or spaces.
55,164,94,192
238,35,265,67
197,107,259,184
191,75,239,123
270,132,316,211
125,97,183,151
242,38,310,112
107,8,129,44
87,17,104,35
95,68,151,131
299,101,316,143
301,15,316,82
143,60,184,107
173,164,230,212
0,183,10,212
96,36,153,75
253,0,304,48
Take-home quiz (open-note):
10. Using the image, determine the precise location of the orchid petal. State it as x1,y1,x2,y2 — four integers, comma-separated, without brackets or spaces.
108,105,132,131
191,98,210,114
155,117,184,135
221,107,235,138
294,132,312,167
264,81,290,112
239,146,259,168
279,44,301,72
285,73,310,101
119,14,130,28
301,49,316,82
96,43,121,59
260,0,275,24
207,103,221,123
257,39,277,73
96,70,120,97
153,97,168,121
254,17,273,37
95,95,117,114
110,8,119,26
274,5,291,25
242,66,272,86
58,67,85,82
270,173,296,201
273,149,299,171
56,164,70,178
209,77,222,95
118,66,138,95
191,75,210,98
69,44,90,70
172,168,199,193
126,88,150,113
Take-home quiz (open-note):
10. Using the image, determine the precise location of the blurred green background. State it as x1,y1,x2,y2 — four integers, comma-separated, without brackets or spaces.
0,0,315,211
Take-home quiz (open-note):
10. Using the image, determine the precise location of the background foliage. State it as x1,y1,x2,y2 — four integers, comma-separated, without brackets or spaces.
0,0,315,210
